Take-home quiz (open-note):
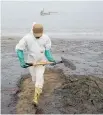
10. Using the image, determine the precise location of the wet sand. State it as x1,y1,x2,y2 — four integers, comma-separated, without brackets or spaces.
16,68,64,114
1,36,103,114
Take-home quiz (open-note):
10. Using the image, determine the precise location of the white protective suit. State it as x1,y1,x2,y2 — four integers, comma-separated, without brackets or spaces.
16,22,52,88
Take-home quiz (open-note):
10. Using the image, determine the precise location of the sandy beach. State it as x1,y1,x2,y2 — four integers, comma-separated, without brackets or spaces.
1,1,103,114
1,36,103,114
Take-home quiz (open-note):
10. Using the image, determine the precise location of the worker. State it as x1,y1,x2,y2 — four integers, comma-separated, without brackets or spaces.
15,22,55,107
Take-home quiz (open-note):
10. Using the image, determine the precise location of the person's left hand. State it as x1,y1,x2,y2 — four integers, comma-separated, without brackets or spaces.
50,59,56,66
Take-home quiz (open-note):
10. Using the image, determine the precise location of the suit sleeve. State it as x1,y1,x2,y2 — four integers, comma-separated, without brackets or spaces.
15,37,27,51
45,36,51,50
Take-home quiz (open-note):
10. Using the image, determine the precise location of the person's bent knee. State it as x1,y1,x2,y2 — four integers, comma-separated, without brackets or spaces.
35,75,44,89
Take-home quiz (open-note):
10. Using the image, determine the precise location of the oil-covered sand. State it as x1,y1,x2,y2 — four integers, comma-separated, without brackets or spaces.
1,37,103,114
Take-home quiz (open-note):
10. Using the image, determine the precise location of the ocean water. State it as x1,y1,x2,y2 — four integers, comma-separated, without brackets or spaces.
1,1,103,39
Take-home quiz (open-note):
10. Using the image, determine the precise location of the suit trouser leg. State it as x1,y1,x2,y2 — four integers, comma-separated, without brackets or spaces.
29,65,45,105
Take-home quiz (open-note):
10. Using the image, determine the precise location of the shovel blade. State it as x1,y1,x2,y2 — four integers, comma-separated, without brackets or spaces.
61,57,76,70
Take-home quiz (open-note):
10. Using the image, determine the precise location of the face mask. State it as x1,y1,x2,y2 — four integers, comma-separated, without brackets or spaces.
35,37,40,39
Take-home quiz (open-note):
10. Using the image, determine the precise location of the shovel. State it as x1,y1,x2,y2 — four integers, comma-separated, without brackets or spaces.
26,57,76,70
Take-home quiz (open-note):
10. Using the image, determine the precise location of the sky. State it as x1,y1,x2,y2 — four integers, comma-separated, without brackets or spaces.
1,1,103,36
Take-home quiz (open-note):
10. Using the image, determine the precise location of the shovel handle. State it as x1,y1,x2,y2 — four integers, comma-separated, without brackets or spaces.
26,61,63,66
26,62,54,66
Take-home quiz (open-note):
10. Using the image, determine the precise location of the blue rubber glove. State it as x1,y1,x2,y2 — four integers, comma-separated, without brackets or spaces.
16,50,30,68
45,50,56,65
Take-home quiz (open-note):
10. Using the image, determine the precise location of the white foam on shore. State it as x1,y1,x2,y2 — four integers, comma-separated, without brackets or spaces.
1,31,103,40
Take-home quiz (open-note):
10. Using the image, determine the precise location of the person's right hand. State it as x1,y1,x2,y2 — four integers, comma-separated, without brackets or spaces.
20,62,30,68
16,49,30,68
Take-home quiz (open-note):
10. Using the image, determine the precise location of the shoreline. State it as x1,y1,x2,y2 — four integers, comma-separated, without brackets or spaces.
1,32,103,40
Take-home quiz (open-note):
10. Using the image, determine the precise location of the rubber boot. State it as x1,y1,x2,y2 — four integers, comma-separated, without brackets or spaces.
32,87,42,107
